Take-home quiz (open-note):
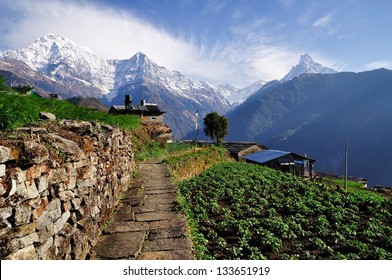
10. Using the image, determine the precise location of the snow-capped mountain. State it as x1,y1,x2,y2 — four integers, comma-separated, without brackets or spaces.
216,80,266,106
0,34,231,139
1,34,115,93
281,54,337,82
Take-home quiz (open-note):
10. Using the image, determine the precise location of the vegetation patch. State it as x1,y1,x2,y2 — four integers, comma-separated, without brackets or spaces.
177,162,392,259
0,93,139,131
166,145,232,181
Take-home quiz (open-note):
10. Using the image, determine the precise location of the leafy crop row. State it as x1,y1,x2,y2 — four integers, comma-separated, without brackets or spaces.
177,162,392,259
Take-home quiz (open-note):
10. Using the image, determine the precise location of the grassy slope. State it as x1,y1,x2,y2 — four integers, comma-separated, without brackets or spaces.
177,162,392,260
0,93,139,130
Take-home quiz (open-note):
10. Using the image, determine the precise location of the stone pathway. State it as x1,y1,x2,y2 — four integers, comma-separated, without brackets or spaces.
91,161,192,260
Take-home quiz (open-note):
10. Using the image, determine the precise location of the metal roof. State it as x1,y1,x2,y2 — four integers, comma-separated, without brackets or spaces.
242,150,291,164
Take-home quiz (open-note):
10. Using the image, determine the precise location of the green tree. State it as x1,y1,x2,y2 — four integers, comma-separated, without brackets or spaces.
203,112,228,145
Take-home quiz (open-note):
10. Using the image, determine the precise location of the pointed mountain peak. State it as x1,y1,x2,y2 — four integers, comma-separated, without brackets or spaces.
282,54,337,82
38,33,68,42
129,51,156,67
299,53,313,63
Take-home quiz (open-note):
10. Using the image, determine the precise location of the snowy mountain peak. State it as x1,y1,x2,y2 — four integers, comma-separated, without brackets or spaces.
299,53,313,64
282,54,337,82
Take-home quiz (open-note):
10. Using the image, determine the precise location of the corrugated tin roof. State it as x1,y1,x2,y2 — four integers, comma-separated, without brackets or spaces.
243,149,316,165
243,150,291,164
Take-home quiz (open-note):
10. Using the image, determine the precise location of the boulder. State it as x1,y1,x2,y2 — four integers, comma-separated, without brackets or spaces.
39,112,56,120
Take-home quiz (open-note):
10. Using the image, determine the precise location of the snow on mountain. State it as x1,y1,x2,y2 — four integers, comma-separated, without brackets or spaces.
232,80,266,105
215,80,266,106
281,54,337,82
1,34,115,92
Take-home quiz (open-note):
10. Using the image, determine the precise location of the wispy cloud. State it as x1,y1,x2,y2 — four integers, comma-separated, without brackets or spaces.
312,14,333,28
202,0,227,15
363,60,392,70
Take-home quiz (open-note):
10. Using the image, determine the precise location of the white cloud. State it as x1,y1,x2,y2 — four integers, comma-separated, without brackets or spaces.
312,14,333,28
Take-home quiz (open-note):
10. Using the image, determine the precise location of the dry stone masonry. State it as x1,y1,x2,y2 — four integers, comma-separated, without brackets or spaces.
0,120,135,259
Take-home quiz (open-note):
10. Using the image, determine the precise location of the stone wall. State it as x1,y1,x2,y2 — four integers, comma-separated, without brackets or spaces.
0,120,135,259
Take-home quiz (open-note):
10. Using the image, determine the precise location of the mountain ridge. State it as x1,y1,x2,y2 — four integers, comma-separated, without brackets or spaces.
227,68,392,186
0,34,231,139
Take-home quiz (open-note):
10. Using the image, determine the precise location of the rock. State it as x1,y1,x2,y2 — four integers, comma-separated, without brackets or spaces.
6,244,37,260
16,181,39,201
71,198,83,210
0,220,12,235
53,211,70,234
0,207,13,221
0,146,19,163
36,174,48,193
37,199,61,227
37,223,54,244
22,141,49,165
58,190,74,202
7,168,39,200
36,237,53,257
0,164,5,177
32,198,49,220
91,206,100,218
39,112,56,120
11,232,39,250
92,232,146,259
46,134,83,161
14,204,32,226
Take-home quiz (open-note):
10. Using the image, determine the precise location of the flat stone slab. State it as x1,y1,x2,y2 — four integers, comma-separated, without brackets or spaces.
132,204,177,213
149,224,187,240
143,238,192,252
138,250,192,260
144,189,176,195
149,218,187,230
103,222,149,234
147,193,177,199
135,211,180,222
92,231,146,259
113,213,135,222
129,195,149,206
143,198,178,207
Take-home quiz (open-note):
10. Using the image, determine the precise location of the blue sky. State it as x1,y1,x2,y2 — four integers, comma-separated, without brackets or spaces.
1,0,391,87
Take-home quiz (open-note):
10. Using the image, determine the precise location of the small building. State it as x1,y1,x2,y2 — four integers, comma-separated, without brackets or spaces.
222,142,268,161
109,95,166,124
242,149,316,179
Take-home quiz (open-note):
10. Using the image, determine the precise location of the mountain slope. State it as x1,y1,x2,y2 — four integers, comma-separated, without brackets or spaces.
0,34,231,139
227,69,392,186
282,54,337,82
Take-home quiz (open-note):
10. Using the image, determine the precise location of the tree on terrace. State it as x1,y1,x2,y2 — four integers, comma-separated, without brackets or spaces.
203,111,228,145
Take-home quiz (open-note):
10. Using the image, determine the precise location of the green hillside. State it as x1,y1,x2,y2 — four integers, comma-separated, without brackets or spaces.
0,92,139,131
177,162,392,260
